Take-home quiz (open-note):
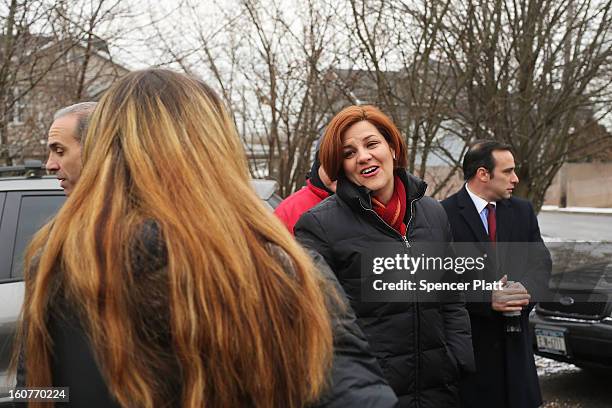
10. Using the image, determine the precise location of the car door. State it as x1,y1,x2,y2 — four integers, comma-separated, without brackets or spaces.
0,190,65,403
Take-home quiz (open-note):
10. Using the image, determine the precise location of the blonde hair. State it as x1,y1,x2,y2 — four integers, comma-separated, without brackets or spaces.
15,69,334,407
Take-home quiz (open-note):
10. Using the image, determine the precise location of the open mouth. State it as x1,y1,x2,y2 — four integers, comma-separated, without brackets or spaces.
361,166,379,177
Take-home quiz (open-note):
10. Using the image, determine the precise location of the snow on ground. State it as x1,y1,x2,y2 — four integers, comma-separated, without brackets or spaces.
541,205,612,214
536,356,581,377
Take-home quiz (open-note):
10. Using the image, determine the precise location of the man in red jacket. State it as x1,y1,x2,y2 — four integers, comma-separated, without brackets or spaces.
275,145,336,234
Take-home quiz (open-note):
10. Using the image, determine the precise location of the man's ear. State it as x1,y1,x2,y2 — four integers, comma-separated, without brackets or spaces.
476,167,490,182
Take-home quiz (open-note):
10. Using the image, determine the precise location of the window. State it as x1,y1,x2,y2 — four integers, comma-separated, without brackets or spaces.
7,87,26,125
11,195,65,278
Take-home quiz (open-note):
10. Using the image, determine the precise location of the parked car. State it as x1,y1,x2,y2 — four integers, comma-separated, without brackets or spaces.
0,162,281,405
529,241,612,370
252,179,283,210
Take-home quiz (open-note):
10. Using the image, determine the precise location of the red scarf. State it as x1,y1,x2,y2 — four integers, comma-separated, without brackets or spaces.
306,179,330,200
372,175,407,236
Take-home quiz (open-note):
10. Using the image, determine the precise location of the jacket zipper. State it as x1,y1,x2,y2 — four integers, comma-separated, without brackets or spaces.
359,193,424,405
407,195,422,408
358,196,421,248
359,203,411,247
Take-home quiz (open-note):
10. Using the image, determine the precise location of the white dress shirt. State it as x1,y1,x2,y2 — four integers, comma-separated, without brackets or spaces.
465,183,496,235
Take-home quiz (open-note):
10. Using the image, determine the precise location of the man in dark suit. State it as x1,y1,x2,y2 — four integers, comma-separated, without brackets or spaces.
441,140,551,408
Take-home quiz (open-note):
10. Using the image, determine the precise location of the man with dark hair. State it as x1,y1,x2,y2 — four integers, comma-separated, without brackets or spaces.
274,137,336,234
441,139,551,408
45,102,97,196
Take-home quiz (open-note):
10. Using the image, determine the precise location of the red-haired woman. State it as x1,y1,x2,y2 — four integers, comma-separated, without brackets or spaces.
295,105,475,407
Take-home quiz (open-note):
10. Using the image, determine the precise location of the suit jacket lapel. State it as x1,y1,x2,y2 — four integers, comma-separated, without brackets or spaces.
457,187,490,243
456,186,498,280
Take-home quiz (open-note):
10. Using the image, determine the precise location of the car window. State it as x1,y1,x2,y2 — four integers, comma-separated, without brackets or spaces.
11,195,65,278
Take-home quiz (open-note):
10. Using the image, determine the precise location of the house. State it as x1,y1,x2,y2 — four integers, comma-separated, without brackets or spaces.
1,34,129,165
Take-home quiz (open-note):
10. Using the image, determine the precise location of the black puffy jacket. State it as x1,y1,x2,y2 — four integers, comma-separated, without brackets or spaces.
295,171,475,408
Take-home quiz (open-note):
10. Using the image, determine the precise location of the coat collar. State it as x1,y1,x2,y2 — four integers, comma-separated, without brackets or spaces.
337,169,427,212
457,186,489,243
457,186,514,243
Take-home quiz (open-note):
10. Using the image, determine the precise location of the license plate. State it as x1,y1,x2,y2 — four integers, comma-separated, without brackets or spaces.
535,326,568,356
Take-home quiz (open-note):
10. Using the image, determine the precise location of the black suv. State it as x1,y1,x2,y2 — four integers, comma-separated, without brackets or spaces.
529,241,612,369
0,162,281,405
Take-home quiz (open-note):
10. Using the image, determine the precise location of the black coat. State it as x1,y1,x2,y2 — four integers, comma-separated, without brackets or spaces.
441,186,551,408
308,250,398,408
295,171,475,408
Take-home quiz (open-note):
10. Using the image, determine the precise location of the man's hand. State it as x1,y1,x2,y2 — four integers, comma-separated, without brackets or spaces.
491,275,530,312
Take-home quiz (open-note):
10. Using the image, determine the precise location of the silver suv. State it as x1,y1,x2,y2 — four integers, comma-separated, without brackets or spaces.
0,162,280,405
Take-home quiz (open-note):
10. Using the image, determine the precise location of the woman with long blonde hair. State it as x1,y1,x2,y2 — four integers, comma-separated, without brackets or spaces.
11,69,400,407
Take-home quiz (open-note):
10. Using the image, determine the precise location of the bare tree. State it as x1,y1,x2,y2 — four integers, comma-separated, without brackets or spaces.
437,0,612,209
147,0,346,196
143,0,612,205
0,0,131,165
337,0,471,196
1,0,61,165
51,0,131,101
334,0,612,207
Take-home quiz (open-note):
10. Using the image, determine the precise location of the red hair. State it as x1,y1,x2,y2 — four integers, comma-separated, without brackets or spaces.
320,105,408,180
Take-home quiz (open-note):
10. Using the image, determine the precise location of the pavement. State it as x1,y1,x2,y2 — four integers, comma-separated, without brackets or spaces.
538,360,612,408
538,211,612,242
